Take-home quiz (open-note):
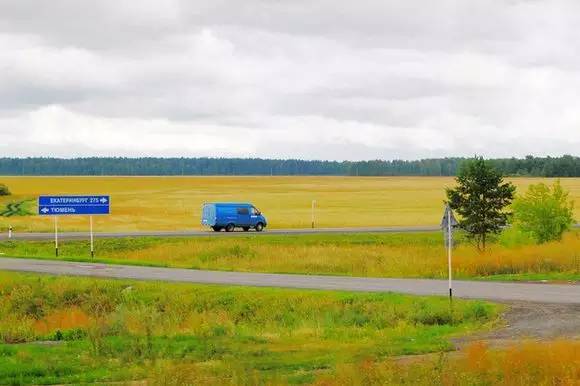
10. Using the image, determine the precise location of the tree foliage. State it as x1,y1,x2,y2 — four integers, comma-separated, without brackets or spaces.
511,181,575,243
446,157,516,250
0,183,10,196
0,155,578,176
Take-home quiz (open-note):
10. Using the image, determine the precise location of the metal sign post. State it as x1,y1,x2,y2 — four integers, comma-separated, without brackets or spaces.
447,209,452,299
440,204,458,300
38,195,110,259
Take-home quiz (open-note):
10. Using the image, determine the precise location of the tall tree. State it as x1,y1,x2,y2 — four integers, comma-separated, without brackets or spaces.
446,157,515,250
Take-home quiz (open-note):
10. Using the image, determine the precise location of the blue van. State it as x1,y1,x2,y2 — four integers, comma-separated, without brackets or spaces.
202,203,267,232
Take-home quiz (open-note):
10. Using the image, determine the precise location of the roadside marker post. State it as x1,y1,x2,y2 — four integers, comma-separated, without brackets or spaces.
8,225,12,239
38,195,110,259
440,204,458,300
311,200,316,229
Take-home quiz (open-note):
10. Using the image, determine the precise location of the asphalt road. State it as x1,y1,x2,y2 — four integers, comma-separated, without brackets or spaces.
0,225,442,241
0,257,578,304
2,224,579,241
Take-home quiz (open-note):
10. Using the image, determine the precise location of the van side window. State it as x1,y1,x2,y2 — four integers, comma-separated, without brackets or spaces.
237,207,249,215
250,207,257,215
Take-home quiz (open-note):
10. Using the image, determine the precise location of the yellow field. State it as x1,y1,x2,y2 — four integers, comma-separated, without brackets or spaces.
0,176,579,232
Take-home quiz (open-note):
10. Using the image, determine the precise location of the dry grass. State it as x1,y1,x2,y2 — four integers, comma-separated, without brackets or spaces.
95,232,579,280
33,307,90,334
1,231,578,280
0,176,579,232
454,233,580,278
314,340,580,385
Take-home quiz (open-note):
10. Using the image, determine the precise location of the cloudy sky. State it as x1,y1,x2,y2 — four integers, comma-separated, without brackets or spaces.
0,0,579,160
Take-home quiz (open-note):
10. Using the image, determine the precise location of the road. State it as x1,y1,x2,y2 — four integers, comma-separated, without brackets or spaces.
0,225,442,241
0,257,578,304
2,224,579,241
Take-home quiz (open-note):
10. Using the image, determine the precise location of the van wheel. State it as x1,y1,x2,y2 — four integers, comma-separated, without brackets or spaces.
225,223,235,232
255,223,264,232
211,226,222,232
242,227,250,232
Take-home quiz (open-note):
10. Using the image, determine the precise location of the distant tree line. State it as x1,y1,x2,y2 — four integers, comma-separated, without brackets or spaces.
0,155,578,176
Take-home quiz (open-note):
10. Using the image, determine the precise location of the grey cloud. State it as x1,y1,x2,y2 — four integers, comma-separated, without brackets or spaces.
0,0,579,160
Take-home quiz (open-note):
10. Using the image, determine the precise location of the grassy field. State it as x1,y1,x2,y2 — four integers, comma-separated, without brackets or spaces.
0,176,579,232
0,271,499,385
2,231,578,281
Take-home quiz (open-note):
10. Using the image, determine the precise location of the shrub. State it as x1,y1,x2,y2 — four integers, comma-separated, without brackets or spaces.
0,183,10,196
498,227,535,247
512,180,575,243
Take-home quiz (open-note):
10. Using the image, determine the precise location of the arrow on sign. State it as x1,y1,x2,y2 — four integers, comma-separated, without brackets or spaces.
100,198,108,203
41,207,49,214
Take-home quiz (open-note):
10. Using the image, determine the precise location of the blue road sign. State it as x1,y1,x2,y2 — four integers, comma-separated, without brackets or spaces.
38,195,110,216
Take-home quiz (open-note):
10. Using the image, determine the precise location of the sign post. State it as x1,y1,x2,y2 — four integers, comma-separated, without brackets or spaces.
38,195,110,258
90,216,94,258
54,217,59,257
440,204,458,300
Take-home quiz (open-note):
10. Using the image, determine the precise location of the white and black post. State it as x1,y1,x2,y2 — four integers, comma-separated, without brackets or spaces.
311,200,316,229
54,217,59,257
90,215,94,258
8,225,12,239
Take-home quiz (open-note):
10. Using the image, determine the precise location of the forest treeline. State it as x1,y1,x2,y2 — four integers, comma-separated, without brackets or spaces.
0,156,578,176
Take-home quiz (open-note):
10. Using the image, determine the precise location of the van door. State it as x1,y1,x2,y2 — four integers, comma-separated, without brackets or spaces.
236,207,250,226
249,206,260,226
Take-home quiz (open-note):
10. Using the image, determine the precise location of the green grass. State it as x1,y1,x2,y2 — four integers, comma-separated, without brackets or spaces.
0,341,142,385
1,231,578,282
0,199,34,217
0,271,500,385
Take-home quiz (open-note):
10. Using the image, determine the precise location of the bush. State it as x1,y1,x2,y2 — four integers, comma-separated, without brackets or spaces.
498,227,535,247
512,180,575,243
0,184,10,196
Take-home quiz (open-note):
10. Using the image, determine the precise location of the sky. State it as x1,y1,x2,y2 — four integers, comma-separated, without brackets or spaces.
0,0,579,161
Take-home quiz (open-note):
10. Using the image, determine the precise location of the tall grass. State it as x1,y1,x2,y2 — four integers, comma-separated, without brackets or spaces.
2,231,578,280
313,340,580,385
0,271,499,384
